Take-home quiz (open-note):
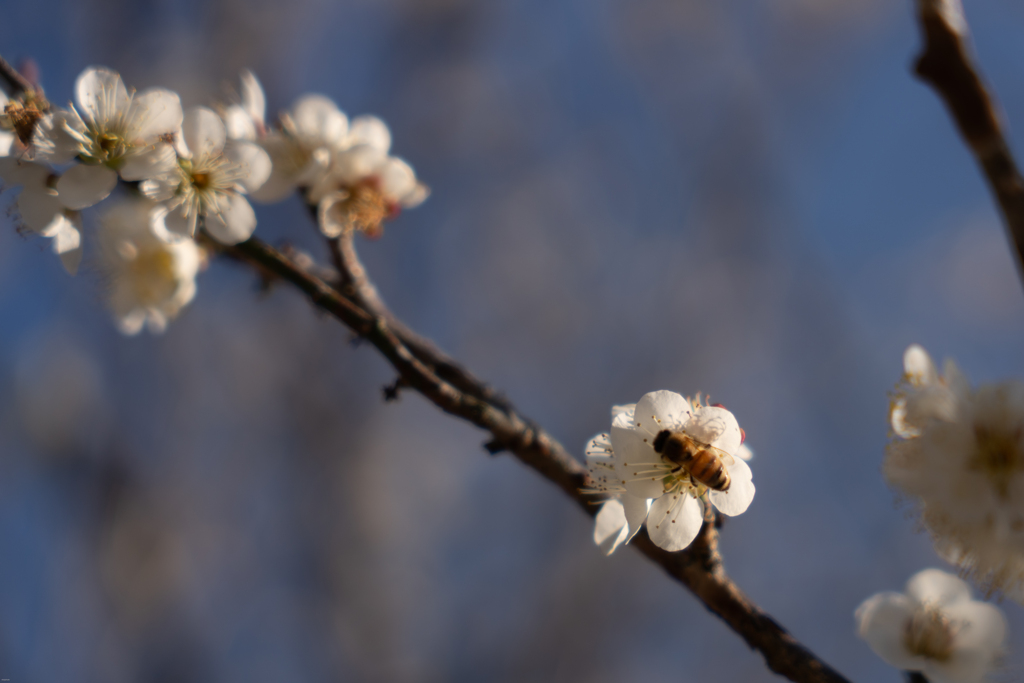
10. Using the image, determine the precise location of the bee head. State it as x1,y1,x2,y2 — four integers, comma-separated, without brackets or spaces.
652,429,671,453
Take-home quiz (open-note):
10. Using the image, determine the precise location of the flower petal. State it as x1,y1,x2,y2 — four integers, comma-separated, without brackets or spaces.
611,403,635,429
685,405,742,455
56,164,117,209
904,344,939,386
585,432,620,492
378,156,417,202
32,112,82,164
224,140,272,193
182,106,226,159
935,600,1007,683
621,493,651,543
905,569,972,608
855,592,920,671
292,94,348,146
247,135,301,203
129,88,183,141
943,359,971,401
119,143,178,181
647,493,703,552
75,66,128,125
203,192,256,244
594,498,628,554
117,309,147,336
709,456,755,516
399,181,430,209
348,115,391,153
17,188,63,233
633,390,692,440
334,143,386,185
164,205,197,237
44,214,82,275
240,69,265,127
0,157,50,189
610,425,664,499
223,105,256,141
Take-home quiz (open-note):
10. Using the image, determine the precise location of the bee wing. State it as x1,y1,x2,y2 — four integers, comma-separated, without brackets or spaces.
702,443,735,467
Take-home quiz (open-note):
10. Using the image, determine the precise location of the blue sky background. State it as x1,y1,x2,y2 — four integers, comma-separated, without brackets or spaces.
1,0,1024,681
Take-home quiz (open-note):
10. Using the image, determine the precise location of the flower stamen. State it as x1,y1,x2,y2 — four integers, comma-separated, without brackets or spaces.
903,604,958,662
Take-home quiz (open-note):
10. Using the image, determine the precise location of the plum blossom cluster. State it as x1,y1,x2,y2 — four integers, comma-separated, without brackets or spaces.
0,65,426,333
856,568,1007,683
244,81,428,237
887,345,1024,598
585,390,755,553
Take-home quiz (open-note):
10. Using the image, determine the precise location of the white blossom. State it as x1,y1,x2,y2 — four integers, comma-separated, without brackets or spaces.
32,66,182,203
585,391,755,553
308,115,429,238
97,197,201,335
140,106,271,244
249,93,348,204
0,157,84,273
856,568,1006,683
887,344,1024,596
221,69,265,142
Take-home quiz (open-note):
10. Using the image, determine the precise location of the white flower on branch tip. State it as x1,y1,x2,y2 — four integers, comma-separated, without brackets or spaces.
140,106,271,244
856,568,1006,683
97,197,201,335
307,115,429,238
32,66,182,199
585,391,755,554
0,157,84,273
249,93,349,204
887,344,1024,597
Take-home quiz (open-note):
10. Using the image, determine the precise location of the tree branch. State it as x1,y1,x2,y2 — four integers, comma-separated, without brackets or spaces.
219,234,854,683
326,231,516,413
913,0,1024,283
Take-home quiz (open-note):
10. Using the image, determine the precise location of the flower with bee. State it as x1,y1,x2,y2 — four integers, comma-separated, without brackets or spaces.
585,390,755,553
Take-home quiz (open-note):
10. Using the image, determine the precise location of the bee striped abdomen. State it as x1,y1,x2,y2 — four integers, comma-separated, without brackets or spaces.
689,453,730,491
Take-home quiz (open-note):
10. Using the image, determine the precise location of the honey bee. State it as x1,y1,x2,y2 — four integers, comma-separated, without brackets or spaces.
652,430,733,491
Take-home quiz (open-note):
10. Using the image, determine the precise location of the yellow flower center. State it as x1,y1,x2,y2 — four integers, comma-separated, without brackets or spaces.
98,133,120,152
191,172,212,190
327,183,391,237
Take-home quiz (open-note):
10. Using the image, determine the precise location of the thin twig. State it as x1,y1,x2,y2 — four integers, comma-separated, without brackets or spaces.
221,234,854,683
914,0,1024,285
327,230,516,413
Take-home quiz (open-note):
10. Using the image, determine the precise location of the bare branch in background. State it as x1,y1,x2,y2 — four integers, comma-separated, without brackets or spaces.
218,231,854,683
327,230,514,413
914,0,1024,285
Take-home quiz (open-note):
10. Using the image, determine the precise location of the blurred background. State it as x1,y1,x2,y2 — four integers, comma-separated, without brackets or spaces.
1,0,1024,681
